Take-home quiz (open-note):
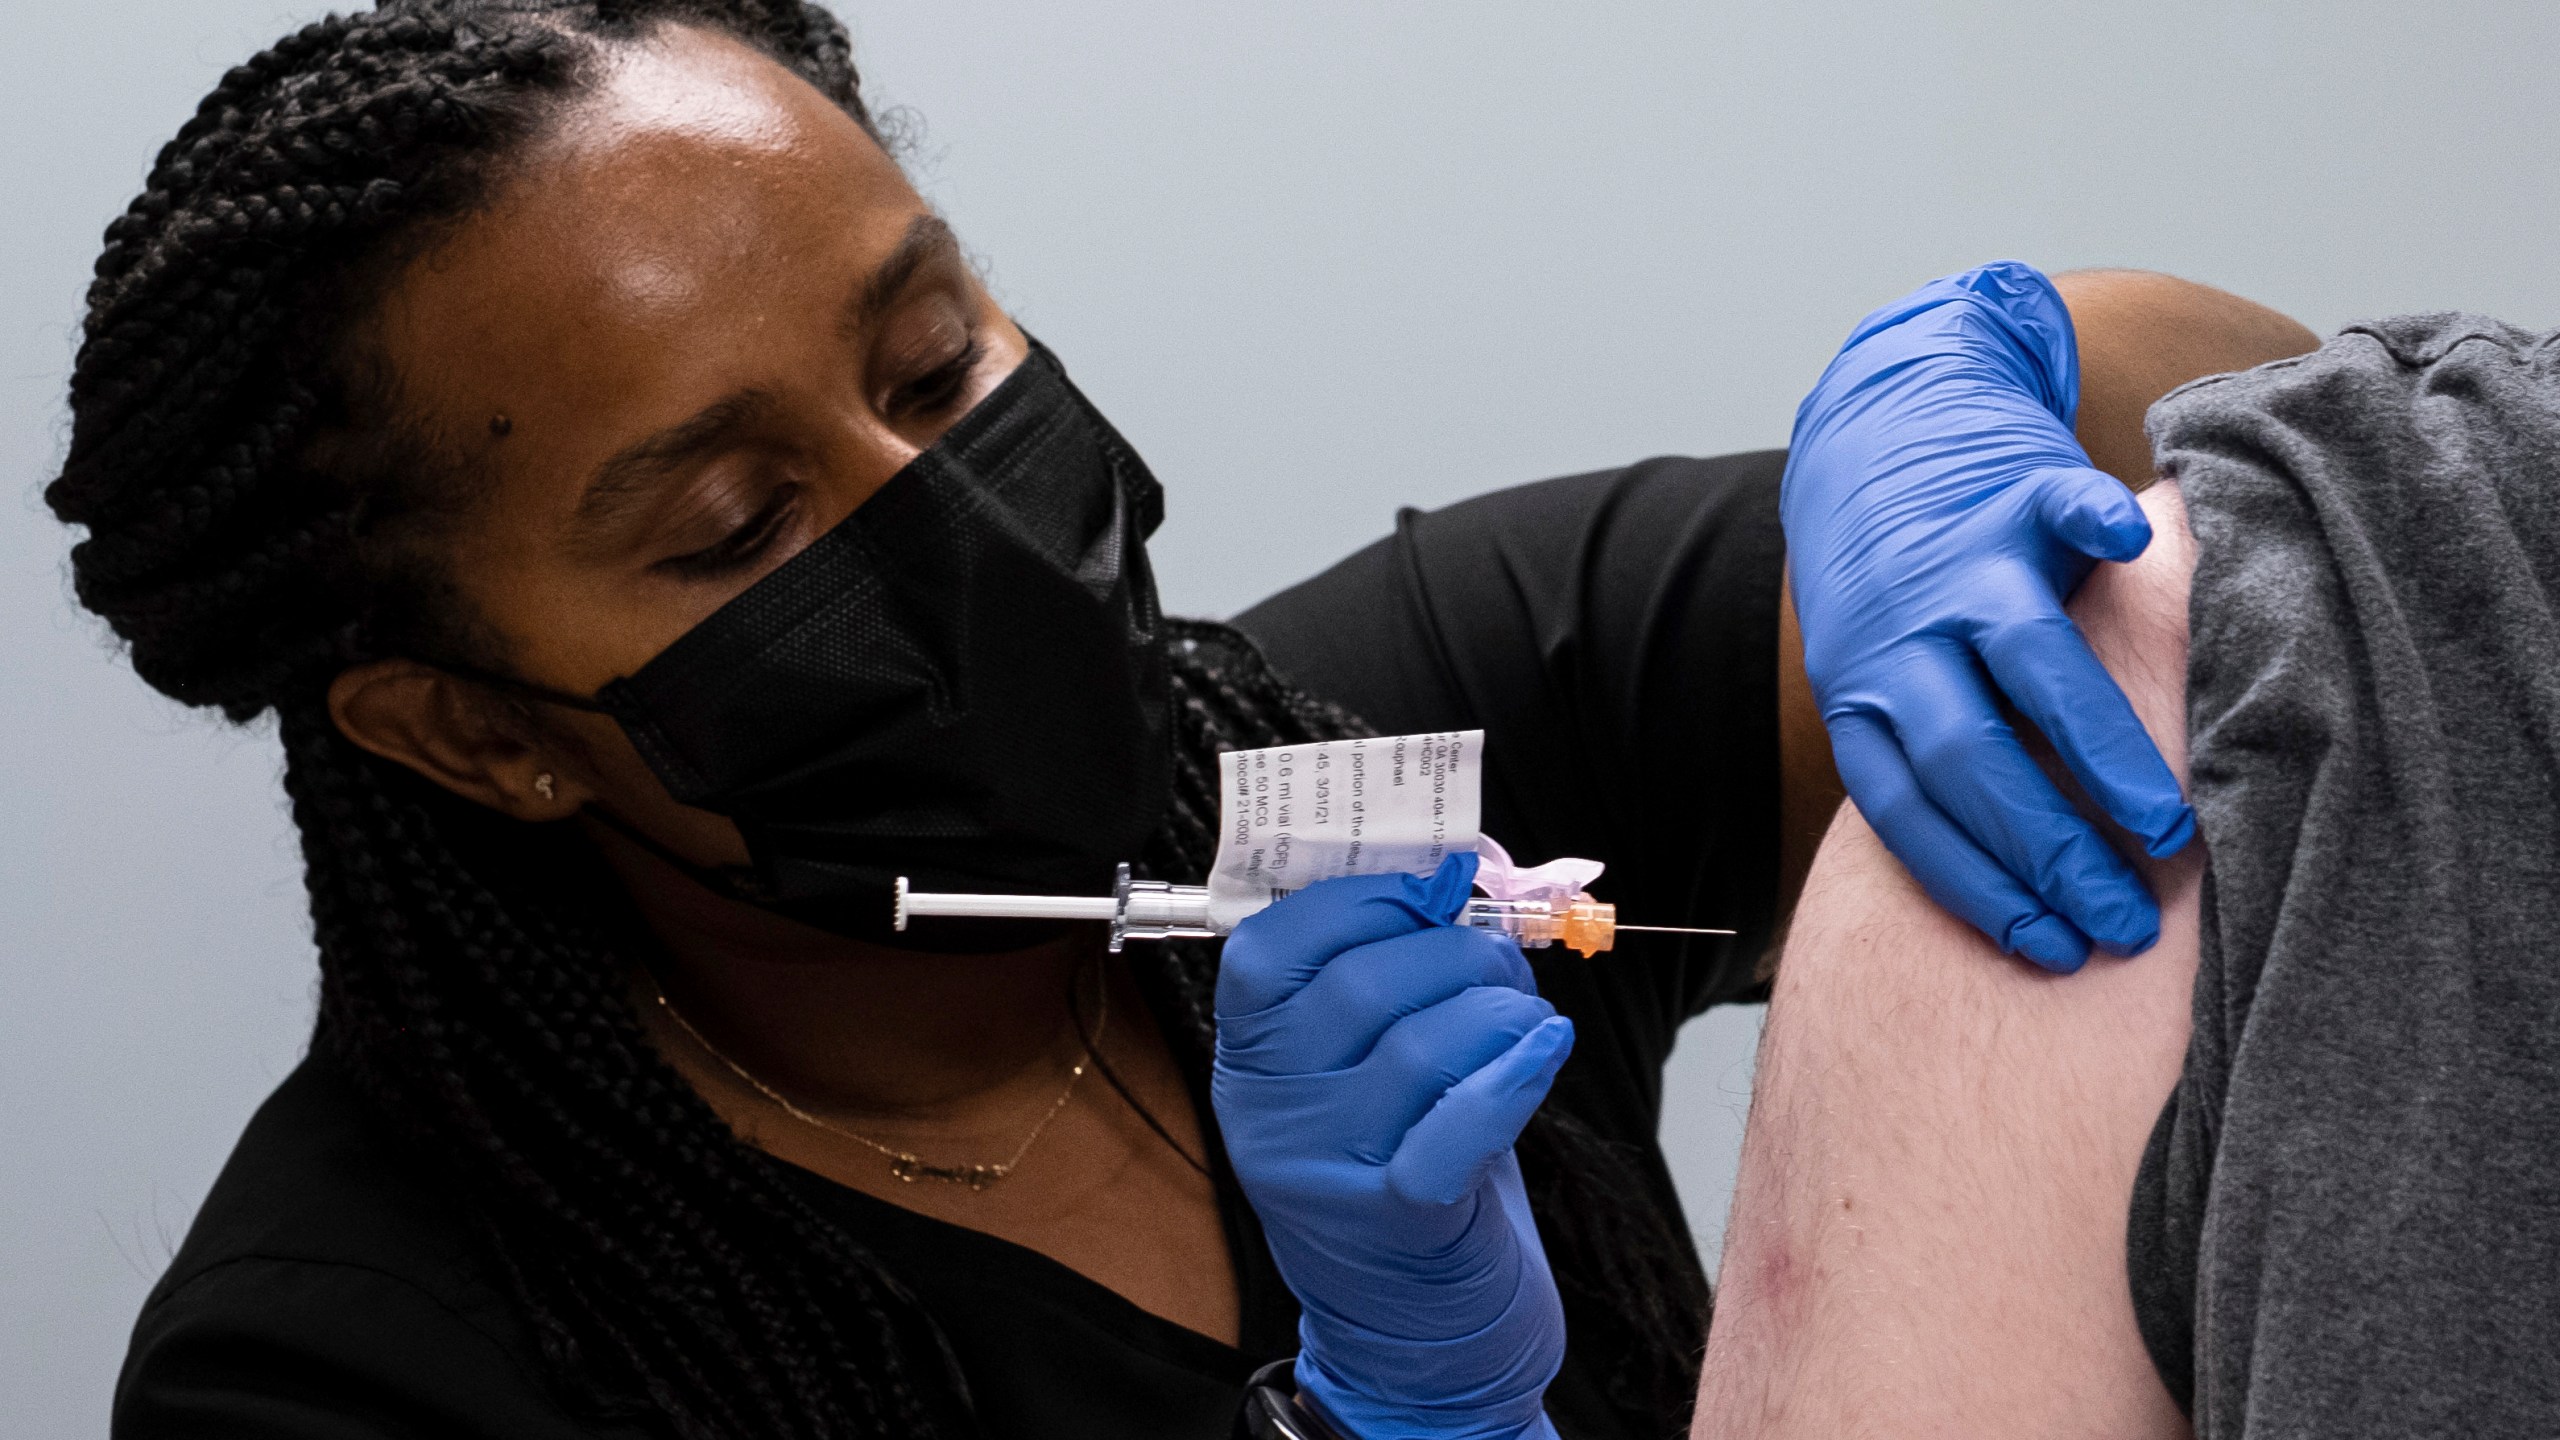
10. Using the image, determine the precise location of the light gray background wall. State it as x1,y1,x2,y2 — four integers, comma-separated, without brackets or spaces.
7,2,2556,1434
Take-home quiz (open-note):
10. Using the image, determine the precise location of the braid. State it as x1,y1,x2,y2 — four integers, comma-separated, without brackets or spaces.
58,6,579,718
53,5,963,1436
50,3,1705,1435
277,700,947,1435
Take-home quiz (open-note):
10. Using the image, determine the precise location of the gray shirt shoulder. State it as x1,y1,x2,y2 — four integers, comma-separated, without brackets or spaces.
2127,312,2560,1437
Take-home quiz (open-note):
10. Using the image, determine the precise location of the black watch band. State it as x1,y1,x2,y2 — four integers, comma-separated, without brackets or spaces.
1239,1359,1353,1440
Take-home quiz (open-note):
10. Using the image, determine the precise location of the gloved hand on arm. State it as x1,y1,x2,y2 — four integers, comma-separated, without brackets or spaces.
1214,853,1569,1440
1782,259,2196,972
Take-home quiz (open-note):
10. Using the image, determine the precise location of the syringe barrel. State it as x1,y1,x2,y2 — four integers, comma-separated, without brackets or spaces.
1101,883,1616,954
1459,896,1617,956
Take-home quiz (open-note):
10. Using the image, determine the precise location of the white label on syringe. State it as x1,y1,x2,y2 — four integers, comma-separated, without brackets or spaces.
1205,730,1484,930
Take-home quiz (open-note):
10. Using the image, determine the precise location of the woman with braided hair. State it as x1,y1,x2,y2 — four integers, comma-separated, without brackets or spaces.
57,3,1841,1436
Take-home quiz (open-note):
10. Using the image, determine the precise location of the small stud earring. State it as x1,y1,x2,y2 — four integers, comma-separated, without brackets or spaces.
534,773,557,801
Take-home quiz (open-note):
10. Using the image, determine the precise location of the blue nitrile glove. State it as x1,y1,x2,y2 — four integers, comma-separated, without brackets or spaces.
1213,853,1569,1440
1784,260,2196,973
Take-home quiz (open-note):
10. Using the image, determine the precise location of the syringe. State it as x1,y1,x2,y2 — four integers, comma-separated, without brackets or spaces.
894,864,1733,956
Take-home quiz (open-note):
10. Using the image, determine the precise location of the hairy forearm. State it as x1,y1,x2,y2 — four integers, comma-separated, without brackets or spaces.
1700,485,2205,1439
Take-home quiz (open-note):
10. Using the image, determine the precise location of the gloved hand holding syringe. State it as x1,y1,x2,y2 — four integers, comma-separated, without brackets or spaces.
902,730,1727,1440
893,729,1730,955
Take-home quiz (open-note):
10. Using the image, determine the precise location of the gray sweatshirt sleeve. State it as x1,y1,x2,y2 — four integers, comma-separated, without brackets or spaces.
2125,314,2560,1439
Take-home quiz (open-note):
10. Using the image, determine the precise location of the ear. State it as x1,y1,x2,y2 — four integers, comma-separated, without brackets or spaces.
327,658,588,823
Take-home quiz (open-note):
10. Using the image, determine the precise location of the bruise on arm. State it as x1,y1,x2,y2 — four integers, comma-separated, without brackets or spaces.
1700,483,2204,1440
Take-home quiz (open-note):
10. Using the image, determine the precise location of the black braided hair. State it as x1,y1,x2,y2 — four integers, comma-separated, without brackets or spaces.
48,3,1708,1435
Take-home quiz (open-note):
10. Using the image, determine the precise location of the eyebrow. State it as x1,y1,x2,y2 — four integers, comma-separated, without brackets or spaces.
570,213,963,536
842,212,963,343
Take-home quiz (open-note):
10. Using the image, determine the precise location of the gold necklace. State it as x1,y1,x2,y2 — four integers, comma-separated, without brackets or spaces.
654,964,1104,1193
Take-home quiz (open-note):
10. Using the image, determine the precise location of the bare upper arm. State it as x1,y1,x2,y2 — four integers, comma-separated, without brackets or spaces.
2054,269,2320,491
1694,481,2203,1439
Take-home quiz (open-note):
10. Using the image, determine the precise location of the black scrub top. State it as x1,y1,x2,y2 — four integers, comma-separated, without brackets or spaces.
112,452,1788,1440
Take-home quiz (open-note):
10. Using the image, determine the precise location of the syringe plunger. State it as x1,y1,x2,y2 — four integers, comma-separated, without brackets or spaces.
894,889,1118,923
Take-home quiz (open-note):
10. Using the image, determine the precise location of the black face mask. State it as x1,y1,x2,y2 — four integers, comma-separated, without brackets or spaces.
489,341,1172,947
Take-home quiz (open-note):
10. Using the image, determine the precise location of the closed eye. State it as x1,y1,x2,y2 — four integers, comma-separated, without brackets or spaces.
656,481,803,579
885,334,986,421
